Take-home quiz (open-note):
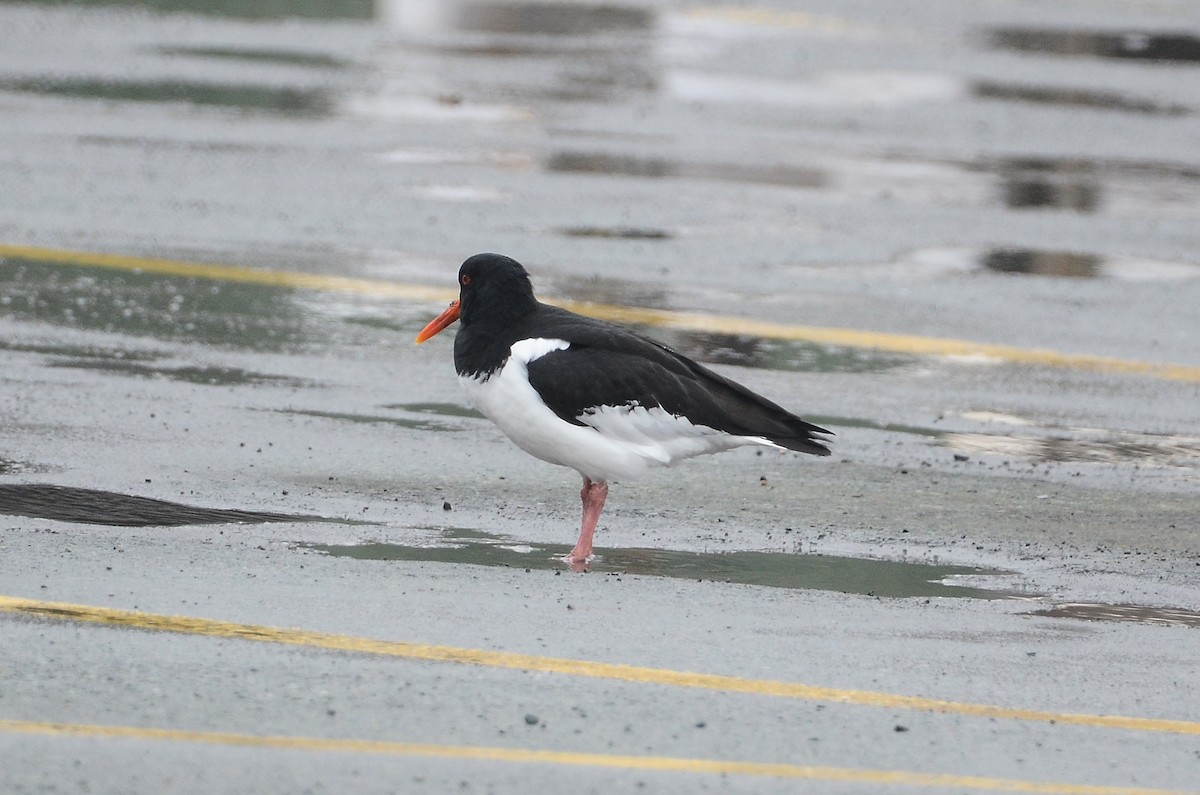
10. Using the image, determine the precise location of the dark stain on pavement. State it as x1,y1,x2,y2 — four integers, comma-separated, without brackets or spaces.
0,484,322,527
1032,602,1200,629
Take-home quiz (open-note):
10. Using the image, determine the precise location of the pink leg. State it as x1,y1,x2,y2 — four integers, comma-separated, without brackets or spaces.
567,477,608,567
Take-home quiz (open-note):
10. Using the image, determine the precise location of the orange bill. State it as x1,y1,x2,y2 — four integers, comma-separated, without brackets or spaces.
415,300,461,343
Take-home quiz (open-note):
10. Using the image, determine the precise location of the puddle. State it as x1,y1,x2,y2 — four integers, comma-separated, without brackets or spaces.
383,1,657,102
981,249,1101,278
898,247,1200,281
19,0,374,21
547,151,825,189
0,77,333,117
944,431,1200,468
303,529,1011,599
560,226,673,240
0,340,160,362
997,176,1101,214
0,258,314,352
545,147,1200,219
0,484,325,527
48,359,309,387
277,408,462,432
389,1,655,37
155,46,351,69
989,28,1200,64
806,413,1200,468
0,256,918,375
979,155,1200,218
1031,603,1200,629
386,402,485,420
973,81,1189,118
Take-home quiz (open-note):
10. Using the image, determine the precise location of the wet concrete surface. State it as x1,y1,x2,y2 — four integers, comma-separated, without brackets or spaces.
2,0,1200,793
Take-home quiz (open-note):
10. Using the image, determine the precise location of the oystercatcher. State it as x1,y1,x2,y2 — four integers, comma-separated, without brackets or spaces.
417,253,831,566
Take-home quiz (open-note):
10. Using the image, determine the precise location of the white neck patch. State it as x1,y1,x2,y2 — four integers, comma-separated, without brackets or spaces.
509,337,570,365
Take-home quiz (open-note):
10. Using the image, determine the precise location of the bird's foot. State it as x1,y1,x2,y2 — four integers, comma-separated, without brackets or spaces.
562,548,594,573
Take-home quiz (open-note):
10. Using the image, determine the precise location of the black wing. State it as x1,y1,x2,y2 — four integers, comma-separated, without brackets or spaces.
522,308,831,456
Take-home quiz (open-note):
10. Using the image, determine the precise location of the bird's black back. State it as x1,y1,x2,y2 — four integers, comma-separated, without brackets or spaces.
460,302,832,456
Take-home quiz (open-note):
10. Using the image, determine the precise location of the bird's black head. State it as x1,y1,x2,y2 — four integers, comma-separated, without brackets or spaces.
457,253,539,329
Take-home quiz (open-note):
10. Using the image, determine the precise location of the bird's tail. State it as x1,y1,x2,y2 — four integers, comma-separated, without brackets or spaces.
768,418,833,457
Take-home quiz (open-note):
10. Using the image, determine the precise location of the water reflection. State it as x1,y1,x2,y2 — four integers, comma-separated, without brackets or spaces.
155,46,351,69
16,0,373,20
1002,178,1099,212
898,246,1200,280
0,339,159,362
973,81,1189,118
546,147,1200,218
981,249,1101,278
986,157,1117,214
560,226,672,240
990,28,1200,64
304,528,1011,599
986,154,1200,215
49,359,310,387
384,1,653,36
547,151,825,188
0,77,332,117
944,431,1200,468
1031,602,1200,628
810,413,1200,469
380,0,658,104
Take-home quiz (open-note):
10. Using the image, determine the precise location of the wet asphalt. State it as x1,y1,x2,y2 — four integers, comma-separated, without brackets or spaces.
2,1,1200,793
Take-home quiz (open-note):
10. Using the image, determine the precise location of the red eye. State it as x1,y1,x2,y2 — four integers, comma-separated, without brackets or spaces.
460,274,472,286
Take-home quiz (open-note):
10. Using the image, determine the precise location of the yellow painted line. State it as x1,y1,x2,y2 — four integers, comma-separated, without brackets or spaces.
2,719,1192,795
3,243,1198,383
3,595,1199,738
0,243,458,304
548,300,1200,383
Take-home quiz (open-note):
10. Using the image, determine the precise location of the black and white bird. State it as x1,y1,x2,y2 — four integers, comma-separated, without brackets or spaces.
416,253,831,566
